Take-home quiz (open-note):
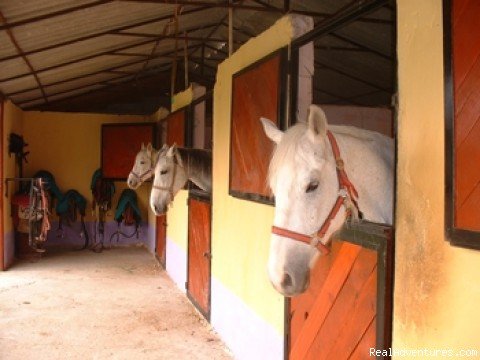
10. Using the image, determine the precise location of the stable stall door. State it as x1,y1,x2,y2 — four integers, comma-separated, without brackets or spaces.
186,196,211,319
156,214,167,268
288,225,393,360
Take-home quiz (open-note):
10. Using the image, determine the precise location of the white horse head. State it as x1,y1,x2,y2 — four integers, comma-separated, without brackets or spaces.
127,143,161,189
150,144,188,215
261,104,393,297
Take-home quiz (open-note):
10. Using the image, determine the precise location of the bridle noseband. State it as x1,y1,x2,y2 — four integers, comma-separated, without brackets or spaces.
271,130,360,256
129,154,156,183
152,155,180,203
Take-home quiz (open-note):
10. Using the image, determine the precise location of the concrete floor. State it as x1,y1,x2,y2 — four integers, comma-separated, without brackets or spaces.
0,246,232,360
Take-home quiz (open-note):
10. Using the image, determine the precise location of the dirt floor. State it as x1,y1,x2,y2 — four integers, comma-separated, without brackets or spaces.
0,246,233,360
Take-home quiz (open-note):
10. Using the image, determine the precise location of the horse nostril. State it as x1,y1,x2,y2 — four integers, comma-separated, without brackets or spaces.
281,273,293,288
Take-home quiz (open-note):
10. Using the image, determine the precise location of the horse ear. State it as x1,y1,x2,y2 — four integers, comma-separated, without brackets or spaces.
307,105,328,141
166,144,177,157
146,143,153,152
159,144,168,154
141,142,145,150
260,117,283,144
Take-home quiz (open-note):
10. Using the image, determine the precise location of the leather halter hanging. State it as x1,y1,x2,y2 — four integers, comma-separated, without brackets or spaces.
271,130,360,256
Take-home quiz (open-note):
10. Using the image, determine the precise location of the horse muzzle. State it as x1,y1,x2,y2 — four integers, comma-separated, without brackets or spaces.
269,269,310,297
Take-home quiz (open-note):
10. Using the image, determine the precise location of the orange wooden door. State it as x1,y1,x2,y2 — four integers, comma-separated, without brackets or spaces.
288,227,392,359
230,51,285,201
0,99,3,271
156,214,167,267
187,195,211,319
452,0,480,231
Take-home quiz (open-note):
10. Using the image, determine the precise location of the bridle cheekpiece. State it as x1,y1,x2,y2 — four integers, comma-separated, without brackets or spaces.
129,153,156,183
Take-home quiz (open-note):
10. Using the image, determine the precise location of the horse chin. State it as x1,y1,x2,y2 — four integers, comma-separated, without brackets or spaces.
150,197,169,216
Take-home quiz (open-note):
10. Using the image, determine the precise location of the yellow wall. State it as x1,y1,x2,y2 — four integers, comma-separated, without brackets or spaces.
3,101,24,234
160,87,195,251
22,111,151,222
394,0,480,352
212,16,297,334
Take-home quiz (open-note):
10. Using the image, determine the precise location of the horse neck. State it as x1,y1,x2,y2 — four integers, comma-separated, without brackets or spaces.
177,148,212,192
328,126,393,224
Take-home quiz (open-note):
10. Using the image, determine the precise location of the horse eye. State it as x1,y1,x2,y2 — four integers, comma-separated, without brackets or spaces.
140,161,146,165
306,180,319,193
160,169,168,175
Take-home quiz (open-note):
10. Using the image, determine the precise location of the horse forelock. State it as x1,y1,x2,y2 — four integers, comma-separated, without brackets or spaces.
268,123,309,191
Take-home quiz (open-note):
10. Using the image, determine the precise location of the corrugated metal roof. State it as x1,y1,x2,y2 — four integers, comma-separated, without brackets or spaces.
0,0,396,114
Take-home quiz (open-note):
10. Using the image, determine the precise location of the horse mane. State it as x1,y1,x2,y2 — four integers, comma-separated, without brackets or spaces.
177,147,212,172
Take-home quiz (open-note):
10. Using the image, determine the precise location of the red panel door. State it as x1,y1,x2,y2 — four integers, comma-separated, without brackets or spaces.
187,196,211,318
289,242,377,360
166,110,186,147
453,0,480,231
156,214,167,267
0,100,3,271
230,52,283,199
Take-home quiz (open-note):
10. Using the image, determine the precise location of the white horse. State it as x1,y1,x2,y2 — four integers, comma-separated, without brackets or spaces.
127,143,163,189
150,144,212,215
260,104,394,297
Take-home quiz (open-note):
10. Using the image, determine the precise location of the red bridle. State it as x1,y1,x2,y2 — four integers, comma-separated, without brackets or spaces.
271,131,360,256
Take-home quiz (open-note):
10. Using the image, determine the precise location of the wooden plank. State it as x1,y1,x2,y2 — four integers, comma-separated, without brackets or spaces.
303,248,377,360
454,53,480,143
290,242,362,360
457,183,480,231
187,198,211,315
324,269,377,359
0,100,3,271
453,0,480,85
456,119,480,208
156,214,167,267
230,53,280,199
349,317,377,360
453,0,480,232
101,123,155,180
289,242,343,349
166,110,186,147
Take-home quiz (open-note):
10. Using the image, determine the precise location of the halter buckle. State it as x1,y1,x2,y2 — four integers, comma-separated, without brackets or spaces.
338,188,348,199
336,158,345,170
